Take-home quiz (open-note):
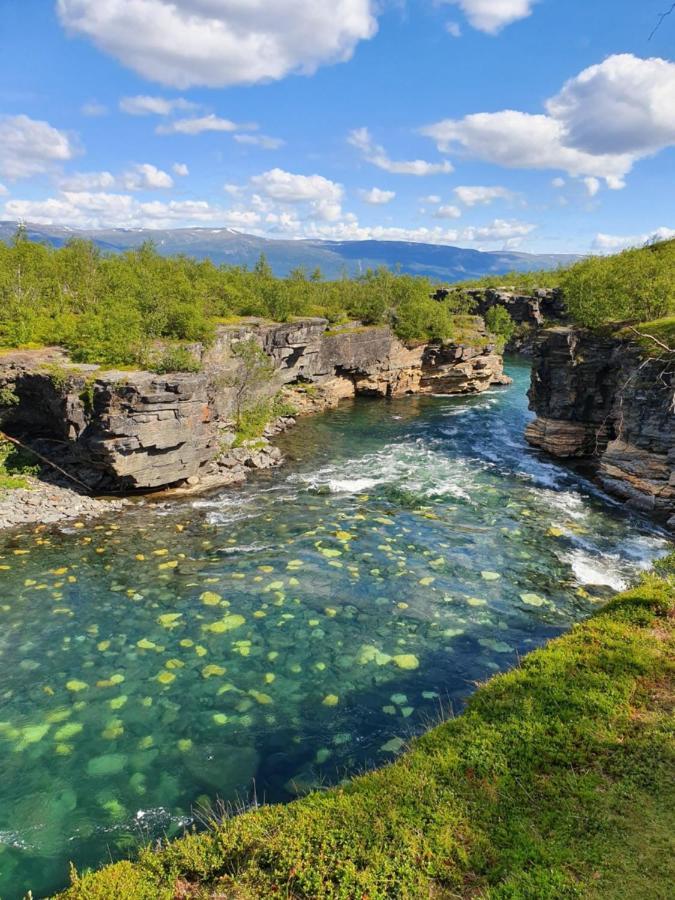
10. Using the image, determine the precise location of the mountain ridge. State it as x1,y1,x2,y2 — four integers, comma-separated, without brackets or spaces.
0,221,579,282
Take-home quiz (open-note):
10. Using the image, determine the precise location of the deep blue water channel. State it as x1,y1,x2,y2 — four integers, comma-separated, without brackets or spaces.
0,359,669,898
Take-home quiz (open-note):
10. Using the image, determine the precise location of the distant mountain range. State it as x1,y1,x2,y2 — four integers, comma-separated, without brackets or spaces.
0,222,579,282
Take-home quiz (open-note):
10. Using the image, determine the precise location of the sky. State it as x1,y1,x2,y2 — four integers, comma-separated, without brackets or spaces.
0,0,674,255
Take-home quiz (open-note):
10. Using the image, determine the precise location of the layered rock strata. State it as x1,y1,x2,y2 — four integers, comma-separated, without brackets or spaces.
526,326,675,529
0,318,508,492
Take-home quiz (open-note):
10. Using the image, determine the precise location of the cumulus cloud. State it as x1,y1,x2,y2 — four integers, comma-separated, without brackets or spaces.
59,171,117,191
0,114,76,180
454,185,513,206
59,164,174,192
445,21,462,38
583,176,600,197
57,0,378,89
234,133,285,150
433,204,462,219
268,217,535,246
173,163,189,177
0,184,8,196
593,227,675,253
551,177,566,188
119,95,197,116
119,163,174,190
442,0,536,34
422,54,675,190
2,190,250,230
546,54,675,156
348,127,453,176
359,187,396,204
157,114,251,136
250,168,344,221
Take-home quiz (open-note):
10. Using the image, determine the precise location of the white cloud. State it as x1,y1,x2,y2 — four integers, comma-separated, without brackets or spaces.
265,216,535,247
422,109,634,187
445,21,462,38
57,0,378,89
422,54,675,190
546,54,675,156
59,171,116,191
2,190,251,230
359,187,396,205
250,168,344,221
119,95,197,116
0,114,76,180
81,100,108,116
592,227,675,253
348,127,453,176
157,114,250,135
234,133,285,150
583,176,600,197
119,163,174,191
443,1,536,35
433,204,462,219
173,163,189,177
453,184,513,206
420,194,441,204
59,164,173,192
0,184,8,196
551,177,566,188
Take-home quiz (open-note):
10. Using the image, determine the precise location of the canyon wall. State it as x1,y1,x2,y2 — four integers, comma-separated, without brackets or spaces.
526,326,675,530
0,318,508,492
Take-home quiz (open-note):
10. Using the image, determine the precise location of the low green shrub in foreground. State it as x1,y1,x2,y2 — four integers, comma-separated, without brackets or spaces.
58,557,674,899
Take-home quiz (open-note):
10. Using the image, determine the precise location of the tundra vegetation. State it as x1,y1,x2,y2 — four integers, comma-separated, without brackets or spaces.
2,230,672,371
0,229,470,370
58,554,675,899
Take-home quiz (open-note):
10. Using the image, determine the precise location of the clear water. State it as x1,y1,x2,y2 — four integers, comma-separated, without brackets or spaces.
0,360,669,899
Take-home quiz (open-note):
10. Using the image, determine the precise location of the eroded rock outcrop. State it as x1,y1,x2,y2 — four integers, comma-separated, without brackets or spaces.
526,326,675,528
0,318,508,493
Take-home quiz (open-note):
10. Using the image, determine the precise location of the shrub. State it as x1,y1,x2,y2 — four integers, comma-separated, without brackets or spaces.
485,305,516,344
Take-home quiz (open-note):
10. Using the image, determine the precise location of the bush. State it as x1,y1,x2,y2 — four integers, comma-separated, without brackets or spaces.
485,305,516,345
560,240,675,327
149,346,202,375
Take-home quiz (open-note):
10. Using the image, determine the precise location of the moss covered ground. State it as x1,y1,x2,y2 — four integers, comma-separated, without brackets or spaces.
57,559,674,899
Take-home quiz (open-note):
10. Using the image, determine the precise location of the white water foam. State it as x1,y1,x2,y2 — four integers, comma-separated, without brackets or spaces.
288,440,483,502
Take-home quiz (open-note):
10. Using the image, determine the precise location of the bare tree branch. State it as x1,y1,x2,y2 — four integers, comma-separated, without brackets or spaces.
649,2,675,40
628,326,674,354
0,430,93,493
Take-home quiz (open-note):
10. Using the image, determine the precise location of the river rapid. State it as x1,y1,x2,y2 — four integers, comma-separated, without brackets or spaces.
0,358,669,898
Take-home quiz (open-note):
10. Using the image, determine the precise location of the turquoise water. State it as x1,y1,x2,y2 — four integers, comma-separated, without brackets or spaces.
0,360,669,898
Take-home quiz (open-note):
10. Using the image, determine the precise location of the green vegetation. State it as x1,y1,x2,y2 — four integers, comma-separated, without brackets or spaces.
485,305,516,350
57,556,674,899
0,438,40,491
0,231,472,369
560,240,675,328
232,395,297,446
457,239,675,334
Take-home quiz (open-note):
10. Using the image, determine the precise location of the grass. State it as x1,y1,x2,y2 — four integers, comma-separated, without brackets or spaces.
56,556,674,899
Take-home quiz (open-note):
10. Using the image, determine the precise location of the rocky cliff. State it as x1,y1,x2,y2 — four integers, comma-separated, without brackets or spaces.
526,326,675,529
0,318,508,493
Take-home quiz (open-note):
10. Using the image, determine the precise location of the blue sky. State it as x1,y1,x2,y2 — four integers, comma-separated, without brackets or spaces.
0,0,673,254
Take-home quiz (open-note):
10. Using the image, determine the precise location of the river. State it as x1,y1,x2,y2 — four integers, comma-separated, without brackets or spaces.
0,358,669,898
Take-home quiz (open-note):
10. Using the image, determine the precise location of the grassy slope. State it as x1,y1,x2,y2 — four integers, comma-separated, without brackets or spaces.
58,566,674,900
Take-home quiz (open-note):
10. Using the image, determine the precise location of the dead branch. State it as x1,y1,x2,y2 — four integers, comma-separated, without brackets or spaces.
0,430,93,494
627,326,674,354
650,2,675,40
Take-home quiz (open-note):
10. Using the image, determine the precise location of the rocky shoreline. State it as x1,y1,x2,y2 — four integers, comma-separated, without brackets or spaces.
526,326,675,530
0,315,509,531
